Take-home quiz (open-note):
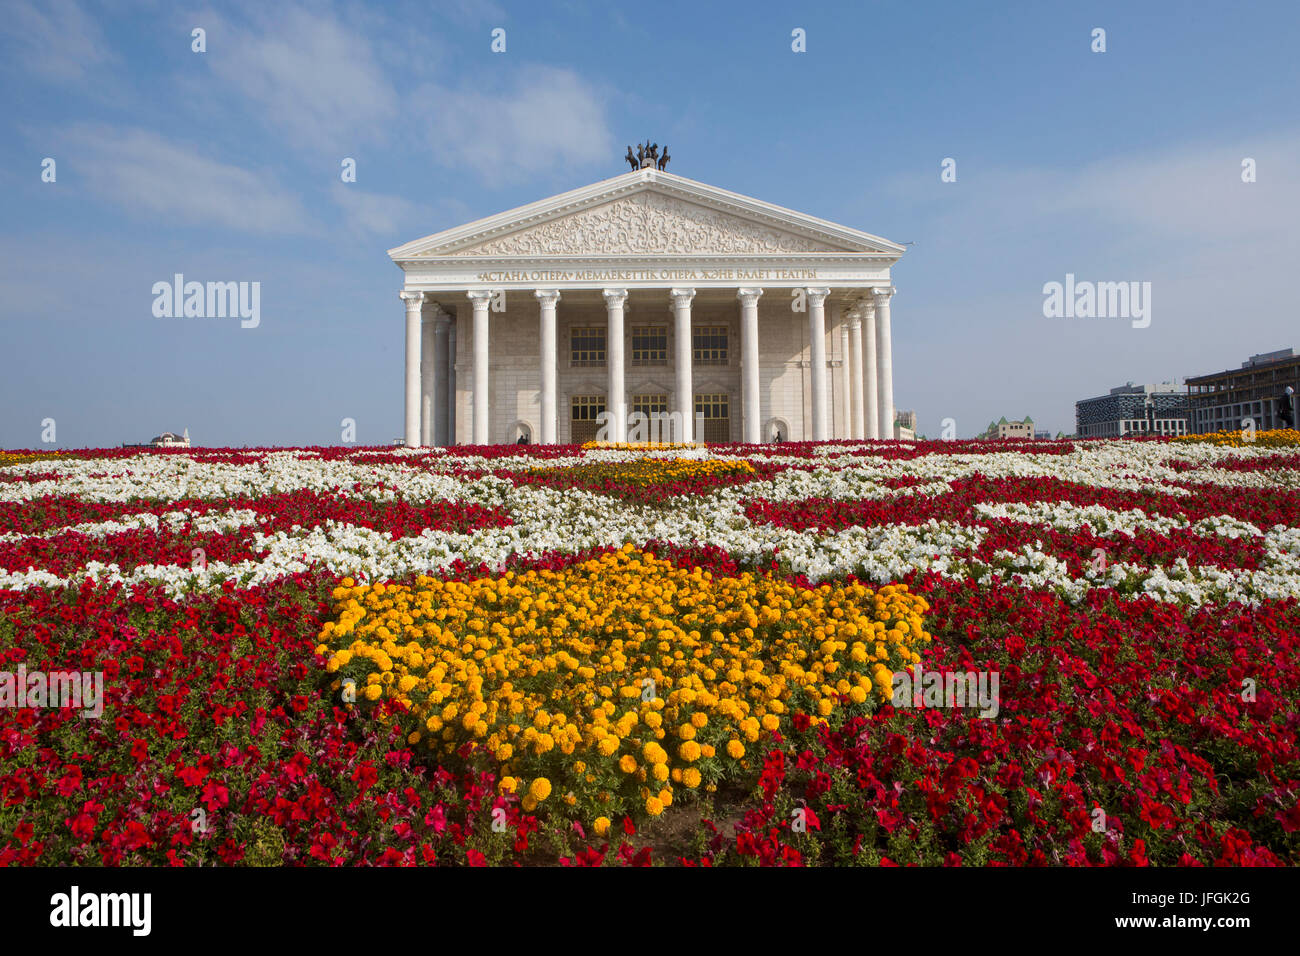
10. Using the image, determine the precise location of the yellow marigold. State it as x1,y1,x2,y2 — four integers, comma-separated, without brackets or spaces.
619,754,638,774
529,777,552,801
727,740,745,759
645,796,664,816
690,711,708,729
658,787,673,807
651,762,669,782
682,767,702,788
593,816,611,837
678,740,702,762
499,775,517,794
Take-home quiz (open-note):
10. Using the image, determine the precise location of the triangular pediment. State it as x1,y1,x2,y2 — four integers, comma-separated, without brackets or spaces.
389,169,903,262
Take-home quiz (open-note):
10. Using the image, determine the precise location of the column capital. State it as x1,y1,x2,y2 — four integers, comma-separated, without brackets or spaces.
872,286,896,305
534,289,561,306
736,287,764,306
854,296,876,316
805,287,831,307
670,288,696,308
602,288,628,307
467,290,495,308
400,289,424,310
846,314,862,331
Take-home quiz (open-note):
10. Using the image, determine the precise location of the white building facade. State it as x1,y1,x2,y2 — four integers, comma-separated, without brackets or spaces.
389,168,905,446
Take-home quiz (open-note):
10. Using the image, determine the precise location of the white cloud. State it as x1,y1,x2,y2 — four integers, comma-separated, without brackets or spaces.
330,182,424,238
206,4,398,151
60,125,313,233
419,66,614,185
0,0,110,80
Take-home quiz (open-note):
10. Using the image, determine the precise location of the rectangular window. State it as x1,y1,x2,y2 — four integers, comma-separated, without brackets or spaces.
571,328,606,367
631,393,668,418
630,327,668,366
693,326,728,366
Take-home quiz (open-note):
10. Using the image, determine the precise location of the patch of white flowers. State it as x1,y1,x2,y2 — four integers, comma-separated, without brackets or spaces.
1,442,1297,607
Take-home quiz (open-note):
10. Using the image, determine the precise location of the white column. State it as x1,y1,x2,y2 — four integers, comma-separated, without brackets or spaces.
848,312,865,440
421,309,436,447
874,287,895,440
445,319,457,444
535,289,560,444
737,288,763,443
400,290,424,447
432,309,451,446
603,288,627,442
671,288,695,442
806,287,830,441
839,322,851,439
860,299,878,439
468,290,494,444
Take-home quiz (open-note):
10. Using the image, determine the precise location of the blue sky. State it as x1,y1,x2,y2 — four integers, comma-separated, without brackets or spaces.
2,0,1297,446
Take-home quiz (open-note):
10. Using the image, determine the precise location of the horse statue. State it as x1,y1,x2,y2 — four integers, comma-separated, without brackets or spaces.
625,146,638,170
657,146,670,170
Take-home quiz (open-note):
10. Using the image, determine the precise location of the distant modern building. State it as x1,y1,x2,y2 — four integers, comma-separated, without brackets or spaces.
1034,429,1052,440
1185,348,1300,434
1075,383,1188,438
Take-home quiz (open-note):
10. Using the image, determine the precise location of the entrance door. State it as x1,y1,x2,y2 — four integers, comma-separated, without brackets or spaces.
570,395,606,443
694,392,731,443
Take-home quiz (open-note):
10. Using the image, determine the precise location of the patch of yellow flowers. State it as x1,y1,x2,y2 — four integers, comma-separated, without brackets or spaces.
0,450,69,467
580,441,705,451
526,457,756,489
1173,428,1300,448
317,545,930,821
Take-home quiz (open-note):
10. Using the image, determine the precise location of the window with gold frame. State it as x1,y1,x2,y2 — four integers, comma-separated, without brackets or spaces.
570,327,606,367
630,326,668,366
692,326,728,366
631,393,668,418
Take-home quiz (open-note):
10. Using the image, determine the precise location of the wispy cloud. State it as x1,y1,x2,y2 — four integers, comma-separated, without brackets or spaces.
204,3,399,151
59,124,314,234
0,0,110,81
330,182,425,238
418,65,614,185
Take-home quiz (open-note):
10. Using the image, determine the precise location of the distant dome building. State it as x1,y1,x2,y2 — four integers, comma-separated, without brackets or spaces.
149,431,190,448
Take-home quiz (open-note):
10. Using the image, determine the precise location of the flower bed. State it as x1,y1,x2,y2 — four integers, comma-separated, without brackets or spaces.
1,438,1297,866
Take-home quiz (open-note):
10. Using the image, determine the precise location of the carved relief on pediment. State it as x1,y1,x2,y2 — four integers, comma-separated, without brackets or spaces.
442,192,846,257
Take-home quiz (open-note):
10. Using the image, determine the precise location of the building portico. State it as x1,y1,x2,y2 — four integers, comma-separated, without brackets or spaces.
389,166,906,445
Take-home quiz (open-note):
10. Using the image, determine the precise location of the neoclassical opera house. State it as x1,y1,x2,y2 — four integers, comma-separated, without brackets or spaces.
388,160,905,446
